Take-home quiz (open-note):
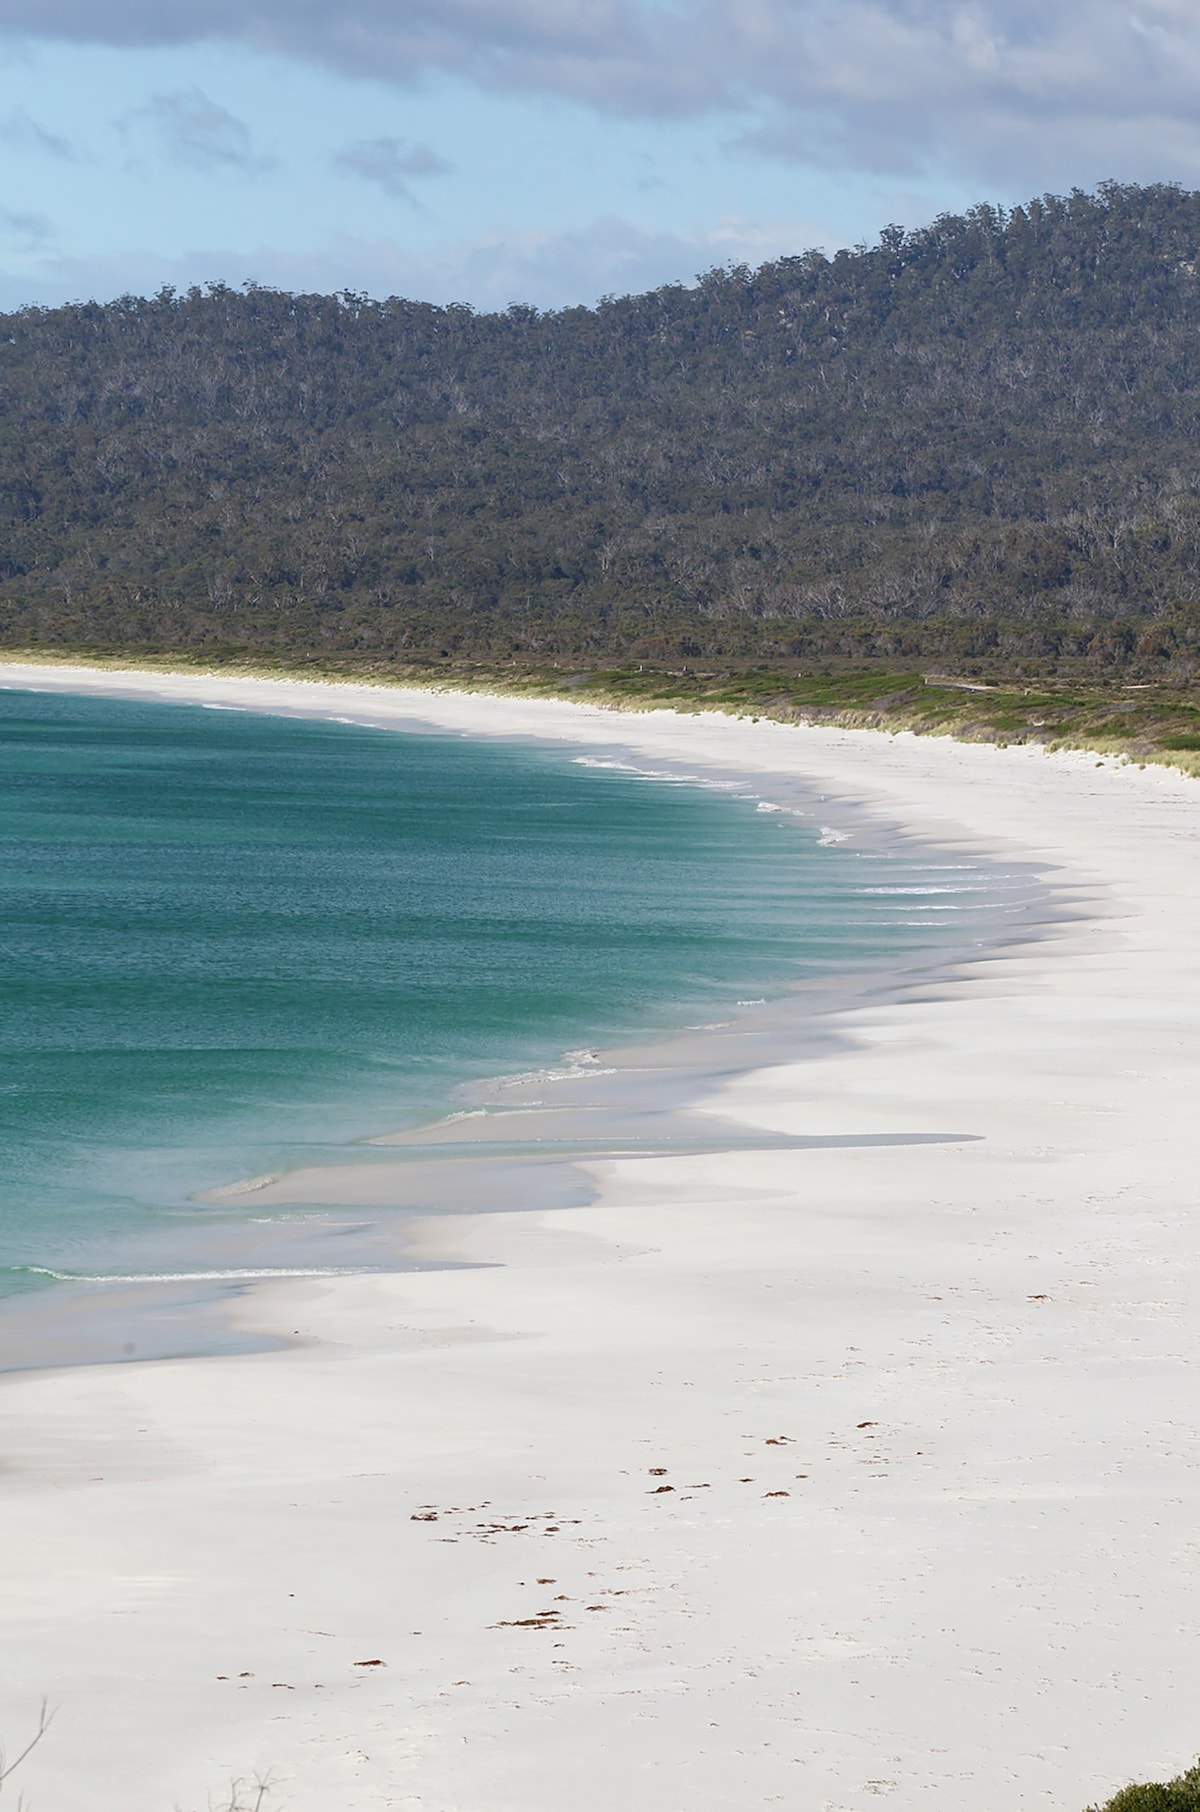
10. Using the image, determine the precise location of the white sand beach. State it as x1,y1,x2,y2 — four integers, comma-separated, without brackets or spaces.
2,662,1199,1811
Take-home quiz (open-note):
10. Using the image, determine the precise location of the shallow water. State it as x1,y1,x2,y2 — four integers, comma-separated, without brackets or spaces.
0,686,1023,1300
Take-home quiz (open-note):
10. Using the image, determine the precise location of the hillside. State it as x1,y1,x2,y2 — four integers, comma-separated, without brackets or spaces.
3,180,1200,680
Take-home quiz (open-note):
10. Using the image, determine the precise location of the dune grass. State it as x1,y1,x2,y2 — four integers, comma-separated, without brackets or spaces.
2,646,1198,779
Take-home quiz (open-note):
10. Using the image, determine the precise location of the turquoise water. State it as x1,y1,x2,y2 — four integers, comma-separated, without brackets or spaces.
0,688,994,1292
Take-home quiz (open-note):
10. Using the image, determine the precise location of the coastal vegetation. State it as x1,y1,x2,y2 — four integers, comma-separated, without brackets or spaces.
1,179,1200,743
1088,1761,1200,1810
7,644,1200,775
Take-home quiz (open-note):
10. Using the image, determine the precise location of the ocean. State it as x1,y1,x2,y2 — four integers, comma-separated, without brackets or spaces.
0,685,1019,1300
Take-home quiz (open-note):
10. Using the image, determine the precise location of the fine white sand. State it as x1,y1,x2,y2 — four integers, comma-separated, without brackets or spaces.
2,661,1200,1812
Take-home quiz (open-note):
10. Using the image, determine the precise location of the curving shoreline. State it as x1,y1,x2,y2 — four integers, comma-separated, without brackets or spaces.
1,660,1199,1811
0,659,1043,1372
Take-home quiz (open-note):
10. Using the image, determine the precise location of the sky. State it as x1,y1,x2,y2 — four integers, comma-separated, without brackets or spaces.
0,1,1196,315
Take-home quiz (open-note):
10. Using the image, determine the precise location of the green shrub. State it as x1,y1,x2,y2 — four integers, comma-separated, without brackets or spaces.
1089,1762,1200,1810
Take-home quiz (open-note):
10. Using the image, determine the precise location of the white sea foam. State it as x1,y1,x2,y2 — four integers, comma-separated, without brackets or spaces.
818,826,850,844
492,1061,618,1090
571,755,741,793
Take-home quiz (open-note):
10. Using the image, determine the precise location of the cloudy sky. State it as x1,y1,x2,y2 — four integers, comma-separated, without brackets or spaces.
0,1,1193,313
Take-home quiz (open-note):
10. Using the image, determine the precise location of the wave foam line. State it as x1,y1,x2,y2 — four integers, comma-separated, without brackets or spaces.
571,756,741,792
17,1265,373,1285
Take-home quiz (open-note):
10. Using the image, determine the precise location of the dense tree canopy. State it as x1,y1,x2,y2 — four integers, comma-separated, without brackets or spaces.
4,180,1200,675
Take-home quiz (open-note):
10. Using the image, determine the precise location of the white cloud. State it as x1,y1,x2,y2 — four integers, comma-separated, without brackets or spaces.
0,107,74,158
333,136,452,201
4,1,1200,187
122,86,273,174
439,212,841,306
0,210,843,315
724,0,1200,186
0,205,53,248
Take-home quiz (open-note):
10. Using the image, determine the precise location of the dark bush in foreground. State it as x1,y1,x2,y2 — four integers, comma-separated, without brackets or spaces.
1090,1762,1200,1810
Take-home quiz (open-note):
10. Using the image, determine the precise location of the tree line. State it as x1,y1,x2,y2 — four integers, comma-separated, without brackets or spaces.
3,180,1200,676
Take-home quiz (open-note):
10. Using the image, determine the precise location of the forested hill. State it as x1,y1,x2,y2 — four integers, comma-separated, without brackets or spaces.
4,180,1200,678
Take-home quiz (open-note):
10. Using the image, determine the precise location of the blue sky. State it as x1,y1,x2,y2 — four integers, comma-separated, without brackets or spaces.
0,2,1196,313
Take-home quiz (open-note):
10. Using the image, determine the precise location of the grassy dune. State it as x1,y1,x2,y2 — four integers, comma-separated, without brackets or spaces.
5,647,1198,779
